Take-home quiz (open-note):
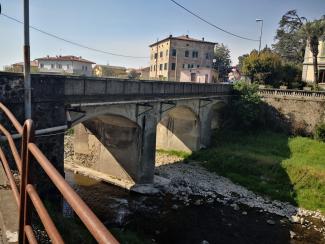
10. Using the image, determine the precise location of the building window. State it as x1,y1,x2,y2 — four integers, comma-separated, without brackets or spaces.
154,53,158,59
160,51,163,58
164,63,167,70
192,51,198,58
191,64,194,68
182,64,185,69
166,50,169,56
172,49,177,56
154,65,156,71
51,64,54,69
171,63,176,70
40,63,44,68
57,64,62,69
197,65,200,68
85,66,87,71
185,50,189,57
206,53,209,59
159,64,163,71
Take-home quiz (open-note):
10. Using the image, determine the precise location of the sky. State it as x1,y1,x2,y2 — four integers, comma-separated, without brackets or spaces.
0,0,324,70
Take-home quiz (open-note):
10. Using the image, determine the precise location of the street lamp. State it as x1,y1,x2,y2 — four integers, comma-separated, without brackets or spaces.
256,19,263,52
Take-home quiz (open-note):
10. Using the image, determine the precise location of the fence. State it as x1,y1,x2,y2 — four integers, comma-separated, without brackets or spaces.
0,102,118,244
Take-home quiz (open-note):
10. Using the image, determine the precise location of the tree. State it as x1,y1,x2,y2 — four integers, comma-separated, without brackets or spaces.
300,19,325,88
242,49,282,86
237,53,249,73
221,81,262,129
213,43,231,81
128,69,140,79
273,10,307,64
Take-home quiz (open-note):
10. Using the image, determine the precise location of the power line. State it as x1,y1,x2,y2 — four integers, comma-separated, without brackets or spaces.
169,0,259,42
1,13,149,59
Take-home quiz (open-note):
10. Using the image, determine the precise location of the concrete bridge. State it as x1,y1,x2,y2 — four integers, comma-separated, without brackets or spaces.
0,72,232,189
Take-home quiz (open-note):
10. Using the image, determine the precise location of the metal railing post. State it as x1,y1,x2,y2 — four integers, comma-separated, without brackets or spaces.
18,120,34,244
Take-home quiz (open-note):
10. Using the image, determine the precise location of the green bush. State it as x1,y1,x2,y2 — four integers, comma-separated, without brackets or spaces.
314,123,325,142
221,81,262,129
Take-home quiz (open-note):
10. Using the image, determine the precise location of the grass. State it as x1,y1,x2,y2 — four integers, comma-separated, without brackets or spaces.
189,129,325,213
156,149,191,159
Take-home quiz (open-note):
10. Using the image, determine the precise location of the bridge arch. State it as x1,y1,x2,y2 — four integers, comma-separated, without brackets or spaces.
156,105,201,152
200,101,226,147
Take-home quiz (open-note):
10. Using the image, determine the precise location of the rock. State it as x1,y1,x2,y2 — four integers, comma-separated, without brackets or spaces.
206,198,214,204
290,231,296,239
171,204,179,210
290,215,300,223
194,199,203,206
242,211,247,215
201,240,209,244
266,219,275,225
300,217,305,225
230,203,240,211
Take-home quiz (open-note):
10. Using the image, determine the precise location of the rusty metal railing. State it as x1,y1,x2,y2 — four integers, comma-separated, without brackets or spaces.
0,102,119,244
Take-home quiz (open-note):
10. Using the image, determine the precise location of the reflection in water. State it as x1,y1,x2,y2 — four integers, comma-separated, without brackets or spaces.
64,170,138,225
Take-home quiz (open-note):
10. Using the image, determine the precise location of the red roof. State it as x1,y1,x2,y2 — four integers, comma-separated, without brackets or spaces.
37,55,95,64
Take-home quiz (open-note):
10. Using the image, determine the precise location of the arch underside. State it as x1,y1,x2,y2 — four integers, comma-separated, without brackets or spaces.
156,106,201,152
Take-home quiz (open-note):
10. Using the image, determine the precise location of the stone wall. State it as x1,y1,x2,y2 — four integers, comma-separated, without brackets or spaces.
0,72,66,200
261,96,325,135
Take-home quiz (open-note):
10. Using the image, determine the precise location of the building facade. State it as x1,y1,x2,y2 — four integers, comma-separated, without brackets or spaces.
180,68,218,83
302,40,325,83
9,60,39,73
93,65,127,77
37,55,95,76
149,35,216,81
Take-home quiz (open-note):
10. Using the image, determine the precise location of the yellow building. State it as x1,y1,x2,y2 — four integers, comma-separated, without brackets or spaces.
149,35,216,81
302,40,325,83
93,65,127,78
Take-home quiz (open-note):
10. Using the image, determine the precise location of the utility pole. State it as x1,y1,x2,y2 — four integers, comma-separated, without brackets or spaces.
256,19,263,52
24,0,32,119
155,38,158,79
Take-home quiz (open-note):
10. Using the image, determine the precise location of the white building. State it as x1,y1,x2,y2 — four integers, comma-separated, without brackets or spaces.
37,55,95,76
302,41,325,83
179,67,218,83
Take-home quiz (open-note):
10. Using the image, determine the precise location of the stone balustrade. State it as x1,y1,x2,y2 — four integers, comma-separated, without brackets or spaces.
258,88,325,100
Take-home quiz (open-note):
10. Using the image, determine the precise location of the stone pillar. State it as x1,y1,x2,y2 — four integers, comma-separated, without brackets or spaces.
137,113,157,183
199,105,212,148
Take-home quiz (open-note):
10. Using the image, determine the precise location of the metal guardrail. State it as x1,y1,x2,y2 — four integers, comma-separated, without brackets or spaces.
0,102,119,244
258,88,325,99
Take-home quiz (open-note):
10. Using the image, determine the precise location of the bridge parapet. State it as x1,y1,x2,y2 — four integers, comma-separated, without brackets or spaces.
64,77,232,103
258,88,325,100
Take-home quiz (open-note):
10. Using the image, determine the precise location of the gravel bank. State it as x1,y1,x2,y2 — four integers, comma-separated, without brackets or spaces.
155,152,325,236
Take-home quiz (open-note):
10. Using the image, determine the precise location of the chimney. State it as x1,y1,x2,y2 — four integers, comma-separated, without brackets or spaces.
46,55,49,58
169,34,173,38
186,34,189,38
202,37,205,41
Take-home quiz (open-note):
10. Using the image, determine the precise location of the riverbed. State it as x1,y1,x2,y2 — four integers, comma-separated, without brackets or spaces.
64,152,325,244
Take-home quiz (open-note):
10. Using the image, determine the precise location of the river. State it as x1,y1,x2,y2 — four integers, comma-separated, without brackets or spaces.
63,166,324,244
